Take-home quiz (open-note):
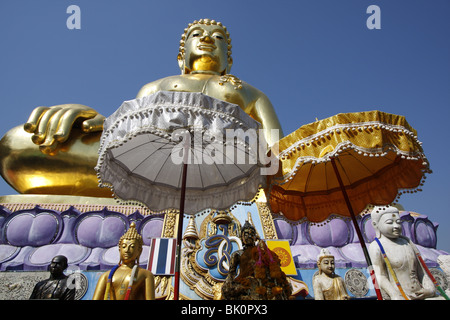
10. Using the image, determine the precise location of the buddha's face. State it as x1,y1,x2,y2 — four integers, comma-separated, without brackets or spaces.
376,212,402,239
119,239,142,264
182,24,229,74
319,257,335,276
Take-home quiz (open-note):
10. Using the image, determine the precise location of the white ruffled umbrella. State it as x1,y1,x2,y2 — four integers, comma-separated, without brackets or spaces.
96,90,267,299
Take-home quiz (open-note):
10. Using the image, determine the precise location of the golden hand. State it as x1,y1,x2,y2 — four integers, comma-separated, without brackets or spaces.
24,104,105,154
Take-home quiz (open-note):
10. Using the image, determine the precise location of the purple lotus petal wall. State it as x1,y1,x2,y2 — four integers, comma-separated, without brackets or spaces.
0,204,446,271
273,211,447,268
308,217,352,247
0,205,164,271
2,208,62,247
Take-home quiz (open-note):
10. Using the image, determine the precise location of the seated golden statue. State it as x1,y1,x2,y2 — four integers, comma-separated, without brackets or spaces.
0,19,283,197
92,223,155,300
222,221,292,300
312,248,350,300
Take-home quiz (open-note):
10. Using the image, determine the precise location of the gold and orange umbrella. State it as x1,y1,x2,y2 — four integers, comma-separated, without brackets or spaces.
268,110,431,300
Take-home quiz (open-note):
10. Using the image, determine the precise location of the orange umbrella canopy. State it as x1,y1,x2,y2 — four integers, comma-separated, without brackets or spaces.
269,110,430,222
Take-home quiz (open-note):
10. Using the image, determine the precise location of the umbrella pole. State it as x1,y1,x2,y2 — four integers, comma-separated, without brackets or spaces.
330,158,383,300
173,162,188,300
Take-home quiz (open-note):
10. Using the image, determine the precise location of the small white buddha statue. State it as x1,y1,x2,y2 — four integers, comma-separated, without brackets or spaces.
313,248,350,300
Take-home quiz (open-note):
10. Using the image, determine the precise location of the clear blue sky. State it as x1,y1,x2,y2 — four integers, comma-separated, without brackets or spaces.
1,0,449,252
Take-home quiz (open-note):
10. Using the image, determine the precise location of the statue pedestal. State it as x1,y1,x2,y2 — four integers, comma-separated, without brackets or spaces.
0,194,447,300
0,194,171,300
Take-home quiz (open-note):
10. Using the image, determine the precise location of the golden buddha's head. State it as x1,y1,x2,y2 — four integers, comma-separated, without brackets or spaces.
118,222,143,265
178,19,232,75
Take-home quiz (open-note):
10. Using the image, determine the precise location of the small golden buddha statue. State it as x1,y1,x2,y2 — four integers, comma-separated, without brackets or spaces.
92,223,155,300
0,18,283,197
312,248,350,300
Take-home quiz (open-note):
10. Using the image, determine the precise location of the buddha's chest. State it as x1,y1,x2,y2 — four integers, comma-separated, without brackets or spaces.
160,75,248,109
382,242,417,270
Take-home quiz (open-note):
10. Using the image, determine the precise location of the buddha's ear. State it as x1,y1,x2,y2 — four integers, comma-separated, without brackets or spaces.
225,56,233,74
372,221,381,238
135,246,143,266
177,53,185,74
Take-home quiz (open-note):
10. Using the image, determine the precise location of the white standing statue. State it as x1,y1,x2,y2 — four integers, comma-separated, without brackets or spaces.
368,206,437,300
437,255,450,298
313,248,350,300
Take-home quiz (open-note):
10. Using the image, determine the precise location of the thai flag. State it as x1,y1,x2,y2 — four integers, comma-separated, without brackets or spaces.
147,238,177,275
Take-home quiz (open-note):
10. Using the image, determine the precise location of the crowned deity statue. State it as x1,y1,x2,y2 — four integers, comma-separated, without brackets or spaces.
368,206,436,300
222,221,292,300
312,249,350,300
92,223,155,300
0,19,283,198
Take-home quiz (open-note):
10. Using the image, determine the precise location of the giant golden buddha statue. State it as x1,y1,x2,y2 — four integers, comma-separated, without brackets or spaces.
0,19,283,197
